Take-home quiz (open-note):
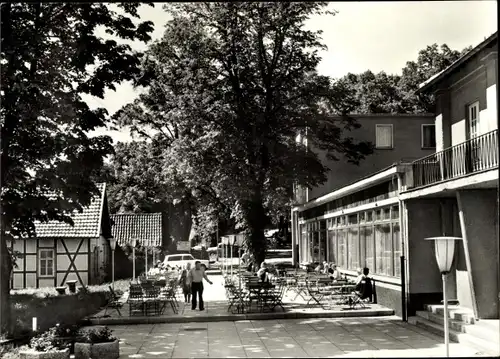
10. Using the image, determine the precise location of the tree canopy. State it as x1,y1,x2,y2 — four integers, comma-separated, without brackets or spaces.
115,2,373,264
0,2,153,334
331,44,473,114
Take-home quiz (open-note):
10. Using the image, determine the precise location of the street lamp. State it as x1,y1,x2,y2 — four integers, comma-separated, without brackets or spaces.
425,236,461,357
109,237,117,291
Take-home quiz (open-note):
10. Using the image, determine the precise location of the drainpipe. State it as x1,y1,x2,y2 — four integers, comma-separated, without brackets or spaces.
291,208,296,265
497,118,500,355
397,171,408,321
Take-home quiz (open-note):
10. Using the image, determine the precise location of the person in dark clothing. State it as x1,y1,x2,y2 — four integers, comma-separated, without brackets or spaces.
354,267,373,301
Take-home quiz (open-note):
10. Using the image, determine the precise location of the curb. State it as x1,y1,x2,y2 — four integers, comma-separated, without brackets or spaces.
85,308,394,326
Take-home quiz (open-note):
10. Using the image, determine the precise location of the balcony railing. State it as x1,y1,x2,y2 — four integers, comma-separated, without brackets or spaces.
411,129,498,188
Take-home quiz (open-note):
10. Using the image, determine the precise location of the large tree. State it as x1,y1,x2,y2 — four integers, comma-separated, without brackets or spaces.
0,3,153,334
116,2,373,265
331,43,473,114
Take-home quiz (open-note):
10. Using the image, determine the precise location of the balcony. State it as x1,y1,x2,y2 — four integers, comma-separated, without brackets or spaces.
411,129,498,189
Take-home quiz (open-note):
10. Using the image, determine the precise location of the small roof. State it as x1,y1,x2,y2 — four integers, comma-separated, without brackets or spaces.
33,183,107,238
110,213,162,247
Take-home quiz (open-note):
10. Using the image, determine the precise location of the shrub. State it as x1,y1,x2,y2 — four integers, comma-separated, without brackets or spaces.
29,327,68,352
78,327,115,344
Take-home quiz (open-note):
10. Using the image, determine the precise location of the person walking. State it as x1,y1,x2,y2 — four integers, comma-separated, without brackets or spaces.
188,260,213,311
179,263,192,303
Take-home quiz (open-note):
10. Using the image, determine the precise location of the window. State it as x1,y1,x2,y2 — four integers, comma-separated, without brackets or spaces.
347,226,360,270
376,124,393,149
363,226,374,270
391,205,399,220
374,224,391,276
328,230,336,263
393,223,401,277
39,249,54,277
337,229,346,268
422,124,436,149
467,101,480,139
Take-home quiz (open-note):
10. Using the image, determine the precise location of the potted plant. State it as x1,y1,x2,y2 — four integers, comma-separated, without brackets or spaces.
74,326,119,359
53,324,80,354
19,327,70,359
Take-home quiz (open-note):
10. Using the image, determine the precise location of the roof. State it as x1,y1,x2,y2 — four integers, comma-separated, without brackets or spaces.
110,213,162,247
294,162,412,212
418,32,498,94
33,183,107,238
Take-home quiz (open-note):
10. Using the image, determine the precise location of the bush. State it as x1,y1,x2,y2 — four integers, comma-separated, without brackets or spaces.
78,327,115,344
29,327,68,352
8,279,130,339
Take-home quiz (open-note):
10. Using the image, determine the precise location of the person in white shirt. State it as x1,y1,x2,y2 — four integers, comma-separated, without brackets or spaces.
329,264,342,281
241,250,250,265
322,261,330,275
355,267,364,285
187,261,213,311
257,262,269,282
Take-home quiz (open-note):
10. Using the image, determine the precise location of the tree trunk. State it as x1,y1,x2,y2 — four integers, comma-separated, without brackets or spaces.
0,226,12,335
242,193,267,267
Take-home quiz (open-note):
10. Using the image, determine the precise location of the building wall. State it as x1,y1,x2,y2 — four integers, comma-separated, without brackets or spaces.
436,42,498,149
10,238,92,289
457,189,499,319
308,115,435,200
405,199,444,315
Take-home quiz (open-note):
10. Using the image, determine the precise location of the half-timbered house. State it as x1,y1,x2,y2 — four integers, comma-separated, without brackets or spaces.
8,183,113,289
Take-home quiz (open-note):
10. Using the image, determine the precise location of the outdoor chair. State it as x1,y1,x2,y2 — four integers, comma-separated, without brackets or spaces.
305,275,328,309
226,283,247,314
292,273,308,301
128,284,145,316
144,287,161,316
260,279,286,311
163,278,179,314
155,279,167,288
102,286,125,317
347,276,373,309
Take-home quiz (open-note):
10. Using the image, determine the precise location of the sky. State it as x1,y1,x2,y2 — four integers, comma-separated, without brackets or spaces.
87,1,498,143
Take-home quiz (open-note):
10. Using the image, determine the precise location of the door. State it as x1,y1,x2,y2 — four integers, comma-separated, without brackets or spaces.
467,102,481,171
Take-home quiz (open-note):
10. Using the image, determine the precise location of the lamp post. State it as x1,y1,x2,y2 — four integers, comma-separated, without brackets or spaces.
109,237,117,291
132,238,137,282
425,236,461,357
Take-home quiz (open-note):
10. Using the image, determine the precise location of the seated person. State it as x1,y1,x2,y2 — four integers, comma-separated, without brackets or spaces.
329,264,342,281
257,262,269,282
354,267,364,285
314,262,324,273
148,261,162,276
322,261,330,275
353,267,373,302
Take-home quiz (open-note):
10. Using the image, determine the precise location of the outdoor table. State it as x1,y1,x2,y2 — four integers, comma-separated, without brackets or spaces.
246,282,275,312
325,283,357,306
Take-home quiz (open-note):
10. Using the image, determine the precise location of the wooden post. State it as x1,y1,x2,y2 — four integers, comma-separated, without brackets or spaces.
456,191,479,319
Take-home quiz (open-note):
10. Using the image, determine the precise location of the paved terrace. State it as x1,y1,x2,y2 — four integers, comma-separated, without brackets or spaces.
108,316,486,358
88,275,393,325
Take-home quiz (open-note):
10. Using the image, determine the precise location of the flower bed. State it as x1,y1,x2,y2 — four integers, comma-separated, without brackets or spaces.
8,280,129,339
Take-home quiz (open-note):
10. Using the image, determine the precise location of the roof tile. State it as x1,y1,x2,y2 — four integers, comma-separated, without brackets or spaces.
110,213,163,247
33,183,106,238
